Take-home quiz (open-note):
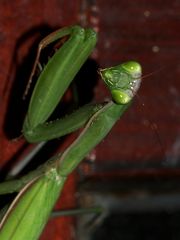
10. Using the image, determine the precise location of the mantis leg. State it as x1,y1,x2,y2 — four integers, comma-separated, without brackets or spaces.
23,26,83,98
23,26,97,133
22,26,98,142
23,103,103,142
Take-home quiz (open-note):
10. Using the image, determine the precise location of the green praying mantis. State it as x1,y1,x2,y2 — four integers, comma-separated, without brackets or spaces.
0,25,142,239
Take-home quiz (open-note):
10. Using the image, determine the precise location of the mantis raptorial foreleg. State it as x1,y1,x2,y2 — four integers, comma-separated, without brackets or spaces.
23,25,99,142
0,25,142,240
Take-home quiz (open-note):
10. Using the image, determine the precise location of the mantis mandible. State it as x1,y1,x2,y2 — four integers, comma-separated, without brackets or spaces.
0,25,142,240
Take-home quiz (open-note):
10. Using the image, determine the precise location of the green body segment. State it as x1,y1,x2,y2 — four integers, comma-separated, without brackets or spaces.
58,101,130,176
24,26,97,131
0,170,66,240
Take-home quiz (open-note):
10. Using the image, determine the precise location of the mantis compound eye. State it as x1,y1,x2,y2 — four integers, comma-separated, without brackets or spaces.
100,61,142,104
111,89,131,104
121,61,142,76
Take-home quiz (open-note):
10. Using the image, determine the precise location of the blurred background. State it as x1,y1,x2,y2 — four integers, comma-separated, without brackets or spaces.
0,0,180,239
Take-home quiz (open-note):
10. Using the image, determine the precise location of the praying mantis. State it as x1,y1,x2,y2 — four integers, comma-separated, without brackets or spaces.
0,25,142,239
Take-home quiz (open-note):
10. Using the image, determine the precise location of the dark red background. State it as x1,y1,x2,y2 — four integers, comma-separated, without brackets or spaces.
0,1,180,239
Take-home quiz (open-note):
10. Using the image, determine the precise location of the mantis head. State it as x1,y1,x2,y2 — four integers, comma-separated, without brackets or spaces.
100,61,142,104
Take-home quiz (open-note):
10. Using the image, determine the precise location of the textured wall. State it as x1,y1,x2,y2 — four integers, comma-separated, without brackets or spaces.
0,1,180,239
